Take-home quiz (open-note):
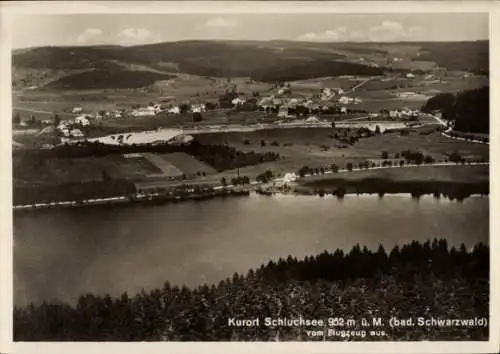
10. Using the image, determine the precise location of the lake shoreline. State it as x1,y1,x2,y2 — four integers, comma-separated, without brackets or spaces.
13,188,251,212
14,181,489,212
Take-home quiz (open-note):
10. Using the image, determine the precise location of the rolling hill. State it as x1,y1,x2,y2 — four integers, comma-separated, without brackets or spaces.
12,40,488,90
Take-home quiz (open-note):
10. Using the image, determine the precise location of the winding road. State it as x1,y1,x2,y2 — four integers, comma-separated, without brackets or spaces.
426,113,489,145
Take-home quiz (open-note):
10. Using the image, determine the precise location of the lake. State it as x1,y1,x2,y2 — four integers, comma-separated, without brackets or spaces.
13,194,489,307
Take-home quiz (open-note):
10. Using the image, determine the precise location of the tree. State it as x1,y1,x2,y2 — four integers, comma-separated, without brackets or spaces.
220,177,227,186
54,114,61,126
346,162,353,171
449,150,463,164
193,112,203,122
381,151,389,159
31,115,36,124
424,155,435,164
331,121,336,128
330,164,339,173
375,125,381,135
179,104,190,114
260,140,266,147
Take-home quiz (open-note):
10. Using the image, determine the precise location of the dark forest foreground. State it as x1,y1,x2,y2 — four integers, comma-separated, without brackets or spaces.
14,239,489,341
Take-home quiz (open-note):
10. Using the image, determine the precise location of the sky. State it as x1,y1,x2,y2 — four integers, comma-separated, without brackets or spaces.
10,13,488,49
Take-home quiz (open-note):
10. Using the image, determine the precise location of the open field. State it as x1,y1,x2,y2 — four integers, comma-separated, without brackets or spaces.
14,154,164,186
295,164,489,196
159,152,217,175
192,125,488,178
141,153,184,177
301,165,489,185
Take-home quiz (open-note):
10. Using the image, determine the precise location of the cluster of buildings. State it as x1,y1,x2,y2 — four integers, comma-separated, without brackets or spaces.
255,85,362,119
379,108,421,119
130,102,209,117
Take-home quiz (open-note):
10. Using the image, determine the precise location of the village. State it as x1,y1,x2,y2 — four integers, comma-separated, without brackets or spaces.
16,74,428,145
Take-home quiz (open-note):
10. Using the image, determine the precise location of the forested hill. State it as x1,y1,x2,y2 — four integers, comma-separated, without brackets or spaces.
13,40,488,89
421,86,489,134
14,239,489,341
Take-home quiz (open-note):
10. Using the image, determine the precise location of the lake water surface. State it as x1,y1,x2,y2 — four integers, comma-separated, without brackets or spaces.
14,194,489,307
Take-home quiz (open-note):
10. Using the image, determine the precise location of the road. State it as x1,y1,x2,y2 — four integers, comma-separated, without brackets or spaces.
346,77,373,93
427,113,489,145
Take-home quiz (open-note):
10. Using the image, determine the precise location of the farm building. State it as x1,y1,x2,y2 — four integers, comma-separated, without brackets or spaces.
283,172,298,183
132,107,156,117
75,115,90,126
41,119,52,125
338,96,354,105
232,97,246,106
70,128,84,137
168,106,181,114
191,104,206,113
406,73,416,79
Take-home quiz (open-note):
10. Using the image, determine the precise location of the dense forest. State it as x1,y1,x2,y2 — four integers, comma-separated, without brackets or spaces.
14,239,489,341
250,59,384,83
421,86,489,134
44,69,175,90
414,41,489,74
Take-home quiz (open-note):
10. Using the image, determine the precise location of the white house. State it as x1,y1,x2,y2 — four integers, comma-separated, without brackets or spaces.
232,97,246,106
70,128,84,137
75,115,90,126
406,73,415,79
340,106,347,114
338,96,353,105
59,127,70,137
283,172,298,183
72,107,83,114
41,119,52,125
168,106,181,115
191,104,206,113
389,110,403,118
57,123,67,131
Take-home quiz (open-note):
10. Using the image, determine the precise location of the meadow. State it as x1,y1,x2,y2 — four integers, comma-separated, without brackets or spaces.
194,125,489,178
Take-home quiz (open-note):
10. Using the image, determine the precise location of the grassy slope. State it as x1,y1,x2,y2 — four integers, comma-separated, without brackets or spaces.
195,127,489,177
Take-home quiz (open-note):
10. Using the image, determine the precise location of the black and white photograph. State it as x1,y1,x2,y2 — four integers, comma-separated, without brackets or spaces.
1,1,498,351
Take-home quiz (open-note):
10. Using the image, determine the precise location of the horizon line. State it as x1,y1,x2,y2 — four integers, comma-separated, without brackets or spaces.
12,38,489,51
